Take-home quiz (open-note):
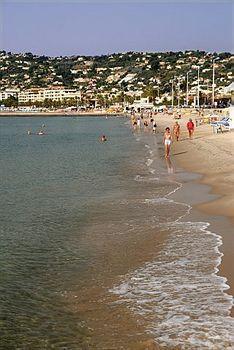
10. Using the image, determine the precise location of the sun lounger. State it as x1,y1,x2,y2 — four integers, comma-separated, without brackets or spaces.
211,117,231,133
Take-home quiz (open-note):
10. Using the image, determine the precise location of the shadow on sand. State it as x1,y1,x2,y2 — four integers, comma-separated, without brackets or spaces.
172,151,188,156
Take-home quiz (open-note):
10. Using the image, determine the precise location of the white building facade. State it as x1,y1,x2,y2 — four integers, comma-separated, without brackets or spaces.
0,88,20,100
18,88,81,104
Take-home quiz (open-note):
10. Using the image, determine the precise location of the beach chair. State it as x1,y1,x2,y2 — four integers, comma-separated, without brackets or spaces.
211,117,231,133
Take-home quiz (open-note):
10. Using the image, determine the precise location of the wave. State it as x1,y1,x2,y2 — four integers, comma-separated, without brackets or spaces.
110,219,233,349
110,137,234,349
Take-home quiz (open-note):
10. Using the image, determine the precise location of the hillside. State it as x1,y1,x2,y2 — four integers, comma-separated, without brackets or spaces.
0,50,232,107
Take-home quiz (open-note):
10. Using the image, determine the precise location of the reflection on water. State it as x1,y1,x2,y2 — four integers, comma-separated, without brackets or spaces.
165,157,175,174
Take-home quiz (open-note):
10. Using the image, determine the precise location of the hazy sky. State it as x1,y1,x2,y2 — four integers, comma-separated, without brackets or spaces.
0,1,233,56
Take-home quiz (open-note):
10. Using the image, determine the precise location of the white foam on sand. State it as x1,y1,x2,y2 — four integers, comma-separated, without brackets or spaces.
146,158,153,167
110,219,234,349
116,134,234,349
134,175,159,182
111,162,234,349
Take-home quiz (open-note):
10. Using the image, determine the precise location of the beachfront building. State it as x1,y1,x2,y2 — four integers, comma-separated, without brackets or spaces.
43,88,81,101
18,88,81,104
0,88,20,100
18,89,45,103
125,97,154,112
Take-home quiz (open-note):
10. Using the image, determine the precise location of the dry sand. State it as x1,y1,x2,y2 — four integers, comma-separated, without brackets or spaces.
154,112,233,218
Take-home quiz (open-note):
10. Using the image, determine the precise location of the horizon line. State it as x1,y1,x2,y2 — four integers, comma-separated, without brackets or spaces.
1,48,232,58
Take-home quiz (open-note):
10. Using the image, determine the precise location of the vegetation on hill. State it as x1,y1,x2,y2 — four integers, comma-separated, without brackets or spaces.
0,50,232,107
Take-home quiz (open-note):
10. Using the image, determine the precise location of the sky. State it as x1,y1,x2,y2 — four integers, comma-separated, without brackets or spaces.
0,1,233,56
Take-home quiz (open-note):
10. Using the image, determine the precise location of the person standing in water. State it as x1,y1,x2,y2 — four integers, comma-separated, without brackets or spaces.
163,127,172,158
173,121,180,141
152,120,157,133
100,135,107,142
137,117,141,129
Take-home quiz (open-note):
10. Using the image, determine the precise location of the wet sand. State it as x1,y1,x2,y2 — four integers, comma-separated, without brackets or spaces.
155,113,234,315
75,117,233,349
78,123,233,348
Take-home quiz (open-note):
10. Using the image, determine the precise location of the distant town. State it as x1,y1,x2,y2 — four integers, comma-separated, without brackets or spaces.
0,50,233,112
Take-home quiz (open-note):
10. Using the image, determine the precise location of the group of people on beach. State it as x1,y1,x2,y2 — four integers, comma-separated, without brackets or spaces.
131,113,158,134
163,118,195,158
131,111,195,159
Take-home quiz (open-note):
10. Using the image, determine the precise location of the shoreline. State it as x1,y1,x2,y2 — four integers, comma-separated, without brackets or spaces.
154,114,234,315
106,124,233,348
0,111,126,117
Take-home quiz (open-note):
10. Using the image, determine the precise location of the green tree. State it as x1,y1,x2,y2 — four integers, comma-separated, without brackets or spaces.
3,96,18,107
149,57,160,72
96,94,105,107
142,85,157,102
125,95,134,104
43,98,53,108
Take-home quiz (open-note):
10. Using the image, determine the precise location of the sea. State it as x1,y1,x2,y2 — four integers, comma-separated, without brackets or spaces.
0,116,233,350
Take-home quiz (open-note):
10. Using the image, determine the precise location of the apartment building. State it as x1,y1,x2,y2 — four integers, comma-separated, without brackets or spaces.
44,88,81,101
0,88,20,100
18,88,81,103
18,89,44,103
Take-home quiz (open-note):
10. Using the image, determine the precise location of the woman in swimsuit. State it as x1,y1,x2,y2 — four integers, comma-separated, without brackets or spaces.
163,127,172,158
173,121,180,141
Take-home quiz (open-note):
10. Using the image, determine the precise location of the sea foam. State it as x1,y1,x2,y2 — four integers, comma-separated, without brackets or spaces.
110,220,234,349
110,138,234,349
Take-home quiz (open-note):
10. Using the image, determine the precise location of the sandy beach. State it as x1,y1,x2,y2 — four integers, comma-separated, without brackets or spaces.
154,113,234,315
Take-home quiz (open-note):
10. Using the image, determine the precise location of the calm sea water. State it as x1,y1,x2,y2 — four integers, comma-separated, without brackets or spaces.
0,116,233,349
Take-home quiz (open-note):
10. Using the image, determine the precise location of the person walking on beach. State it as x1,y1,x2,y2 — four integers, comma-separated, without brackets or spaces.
187,118,195,139
173,121,180,141
137,117,141,129
143,119,149,131
152,120,157,133
163,127,172,158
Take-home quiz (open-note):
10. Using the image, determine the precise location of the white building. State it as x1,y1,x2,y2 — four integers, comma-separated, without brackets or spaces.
18,88,81,103
119,74,136,84
18,89,45,103
44,88,81,101
0,88,20,100
126,97,154,111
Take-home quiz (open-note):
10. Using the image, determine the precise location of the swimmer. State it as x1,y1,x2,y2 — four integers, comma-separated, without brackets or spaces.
163,127,172,158
100,135,107,142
